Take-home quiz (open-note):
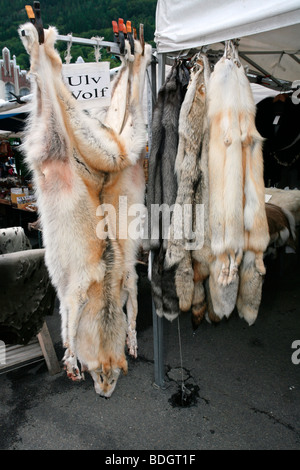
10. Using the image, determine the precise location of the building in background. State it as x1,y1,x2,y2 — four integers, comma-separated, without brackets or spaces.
0,47,30,102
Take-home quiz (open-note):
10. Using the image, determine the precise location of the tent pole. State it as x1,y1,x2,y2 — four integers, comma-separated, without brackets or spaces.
151,251,166,389
289,53,300,65
151,52,166,389
157,53,166,91
238,51,282,87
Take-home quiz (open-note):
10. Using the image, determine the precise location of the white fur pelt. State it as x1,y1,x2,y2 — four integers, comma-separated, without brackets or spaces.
207,43,269,289
19,22,151,397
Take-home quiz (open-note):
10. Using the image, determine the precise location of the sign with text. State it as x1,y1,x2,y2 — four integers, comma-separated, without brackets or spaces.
62,62,111,110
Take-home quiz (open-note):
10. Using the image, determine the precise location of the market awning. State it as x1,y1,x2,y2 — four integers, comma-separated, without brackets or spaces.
154,0,300,85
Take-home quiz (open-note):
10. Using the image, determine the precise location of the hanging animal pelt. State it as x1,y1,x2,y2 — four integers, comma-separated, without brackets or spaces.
166,54,208,267
144,60,189,250
207,41,269,289
145,61,189,321
164,54,238,326
165,54,210,321
19,22,151,397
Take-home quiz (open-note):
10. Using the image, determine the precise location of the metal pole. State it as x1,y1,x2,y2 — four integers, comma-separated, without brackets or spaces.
150,52,166,389
151,252,166,389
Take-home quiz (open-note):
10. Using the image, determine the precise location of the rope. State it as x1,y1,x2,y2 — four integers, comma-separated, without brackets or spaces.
64,33,73,64
91,36,104,62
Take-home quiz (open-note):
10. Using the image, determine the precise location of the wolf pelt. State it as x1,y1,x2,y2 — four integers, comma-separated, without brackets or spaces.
207,45,269,287
19,22,151,397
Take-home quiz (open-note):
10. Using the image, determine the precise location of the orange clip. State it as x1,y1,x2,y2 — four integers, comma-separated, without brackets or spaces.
126,21,132,33
118,18,124,32
112,20,118,34
25,5,35,20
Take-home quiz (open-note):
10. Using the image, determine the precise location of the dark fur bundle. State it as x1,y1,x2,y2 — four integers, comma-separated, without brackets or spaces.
265,202,296,254
145,61,189,321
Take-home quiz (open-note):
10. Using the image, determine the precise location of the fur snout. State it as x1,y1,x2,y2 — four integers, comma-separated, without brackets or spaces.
90,368,121,398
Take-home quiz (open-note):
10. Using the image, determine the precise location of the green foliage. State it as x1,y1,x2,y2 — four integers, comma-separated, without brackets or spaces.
0,0,157,70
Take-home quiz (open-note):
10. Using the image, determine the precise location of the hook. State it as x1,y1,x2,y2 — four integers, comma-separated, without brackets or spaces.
223,39,241,66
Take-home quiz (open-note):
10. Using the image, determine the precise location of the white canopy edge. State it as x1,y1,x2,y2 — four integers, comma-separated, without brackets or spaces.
155,0,300,53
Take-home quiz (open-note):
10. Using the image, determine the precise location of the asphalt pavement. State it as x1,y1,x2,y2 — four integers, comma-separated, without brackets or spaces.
0,254,299,452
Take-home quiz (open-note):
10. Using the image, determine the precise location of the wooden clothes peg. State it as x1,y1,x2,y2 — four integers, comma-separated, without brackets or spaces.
25,1,44,44
126,20,134,55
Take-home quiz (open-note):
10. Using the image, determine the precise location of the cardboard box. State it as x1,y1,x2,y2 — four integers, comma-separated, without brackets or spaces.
16,195,36,210
10,188,25,204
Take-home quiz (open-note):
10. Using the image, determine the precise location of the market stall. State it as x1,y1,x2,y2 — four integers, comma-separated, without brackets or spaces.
150,0,300,388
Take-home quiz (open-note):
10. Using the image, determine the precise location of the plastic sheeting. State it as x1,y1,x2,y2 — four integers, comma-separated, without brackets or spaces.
154,0,300,82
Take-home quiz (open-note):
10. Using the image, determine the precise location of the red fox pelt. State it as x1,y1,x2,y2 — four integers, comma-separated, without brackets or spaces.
207,44,269,287
19,22,151,397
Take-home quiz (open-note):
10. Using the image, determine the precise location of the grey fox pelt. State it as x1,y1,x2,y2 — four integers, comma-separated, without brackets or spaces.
165,56,208,319
19,22,151,397
207,43,269,287
165,55,207,268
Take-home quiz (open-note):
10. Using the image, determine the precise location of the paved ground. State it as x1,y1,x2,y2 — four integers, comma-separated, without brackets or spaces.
0,253,299,452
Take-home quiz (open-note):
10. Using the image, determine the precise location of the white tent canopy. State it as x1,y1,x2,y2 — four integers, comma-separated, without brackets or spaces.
154,0,300,84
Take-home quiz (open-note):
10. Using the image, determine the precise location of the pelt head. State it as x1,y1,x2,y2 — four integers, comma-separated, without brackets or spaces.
90,365,125,398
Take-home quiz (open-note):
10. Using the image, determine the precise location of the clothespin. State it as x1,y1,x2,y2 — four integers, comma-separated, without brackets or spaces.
126,21,134,55
25,2,44,44
118,18,125,54
9,92,24,104
112,18,125,55
139,24,144,55
112,20,119,42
